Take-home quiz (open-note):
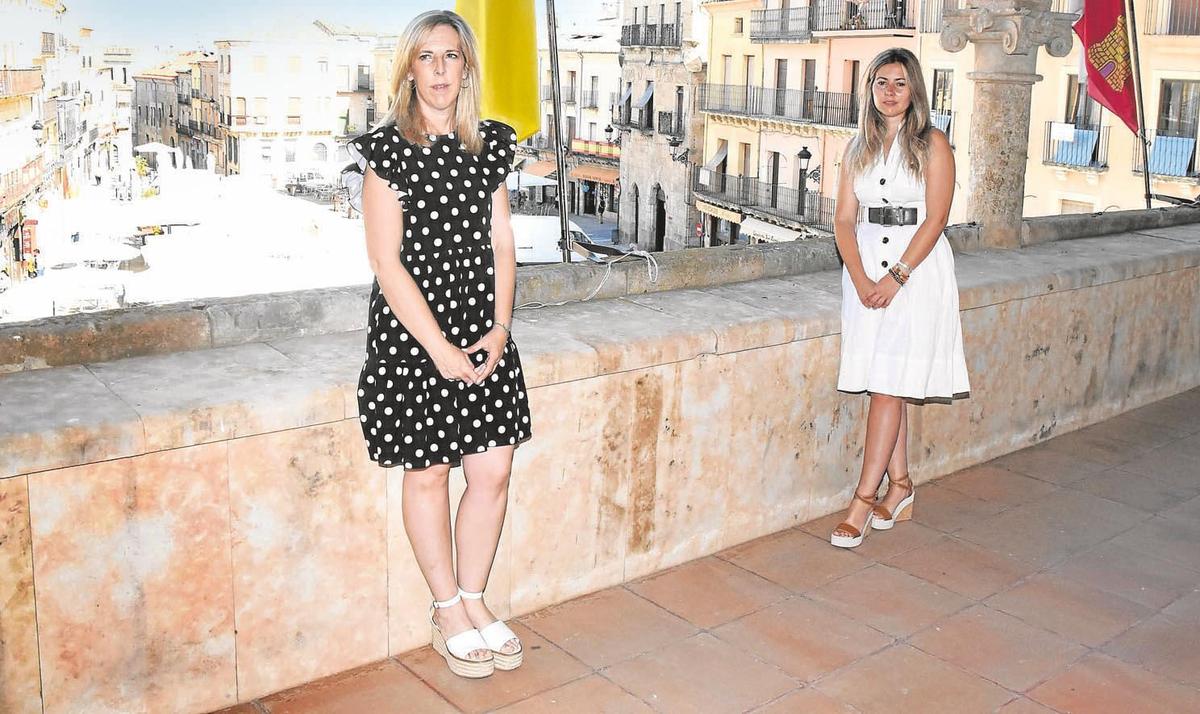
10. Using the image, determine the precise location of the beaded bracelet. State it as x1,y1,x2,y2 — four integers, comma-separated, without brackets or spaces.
888,266,908,286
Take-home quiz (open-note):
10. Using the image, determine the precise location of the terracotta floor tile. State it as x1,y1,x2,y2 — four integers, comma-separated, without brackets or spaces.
492,675,652,713
885,535,1036,600
907,483,1008,534
986,574,1152,647
259,659,454,714
208,705,260,714
813,644,1012,714
1028,653,1200,714
712,595,892,682
1104,613,1200,688
909,605,1086,692
955,505,1102,569
1117,448,1200,492
995,697,1058,713
1069,467,1199,514
800,510,940,559
1051,541,1200,609
990,446,1110,485
1163,589,1200,622
1040,427,1146,467
808,564,970,637
752,688,859,714
1120,400,1200,431
626,556,788,629
602,633,796,714
1162,494,1200,524
718,528,871,593
517,587,695,670
399,622,589,714
1109,515,1200,571
1016,488,1150,534
936,465,1060,507
1076,414,1192,451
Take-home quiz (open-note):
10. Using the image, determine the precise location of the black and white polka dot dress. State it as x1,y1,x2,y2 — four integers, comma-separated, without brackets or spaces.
345,120,532,469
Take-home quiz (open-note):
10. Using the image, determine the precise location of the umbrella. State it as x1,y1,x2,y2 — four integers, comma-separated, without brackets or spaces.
134,142,174,154
506,171,556,190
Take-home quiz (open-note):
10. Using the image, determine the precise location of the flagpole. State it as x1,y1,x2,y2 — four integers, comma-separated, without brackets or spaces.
1125,0,1152,209
545,0,572,262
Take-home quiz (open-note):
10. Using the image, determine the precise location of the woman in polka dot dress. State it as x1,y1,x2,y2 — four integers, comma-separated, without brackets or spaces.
342,10,530,679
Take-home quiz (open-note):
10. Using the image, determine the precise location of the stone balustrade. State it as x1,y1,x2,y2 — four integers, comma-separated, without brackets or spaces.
1,216,1198,713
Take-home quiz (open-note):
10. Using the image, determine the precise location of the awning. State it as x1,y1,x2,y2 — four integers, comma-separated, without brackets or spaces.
703,144,729,171
633,83,655,108
569,165,619,185
618,84,634,105
740,217,801,243
695,200,741,224
524,160,557,177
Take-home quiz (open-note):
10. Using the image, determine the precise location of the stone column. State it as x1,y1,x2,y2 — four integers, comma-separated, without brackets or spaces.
942,0,1075,248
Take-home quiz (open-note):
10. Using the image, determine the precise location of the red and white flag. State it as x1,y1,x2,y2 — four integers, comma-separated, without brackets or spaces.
1073,0,1139,133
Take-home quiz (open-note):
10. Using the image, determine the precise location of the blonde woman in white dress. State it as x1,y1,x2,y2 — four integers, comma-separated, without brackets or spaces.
830,48,970,548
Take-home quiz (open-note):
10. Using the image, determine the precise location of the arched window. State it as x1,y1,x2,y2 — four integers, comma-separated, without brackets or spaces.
313,143,328,162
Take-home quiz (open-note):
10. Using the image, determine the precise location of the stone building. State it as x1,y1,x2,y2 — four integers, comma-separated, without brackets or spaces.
616,0,709,251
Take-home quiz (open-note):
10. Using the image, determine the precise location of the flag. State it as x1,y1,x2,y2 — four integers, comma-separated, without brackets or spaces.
1073,0,1139,133
456,0,539,142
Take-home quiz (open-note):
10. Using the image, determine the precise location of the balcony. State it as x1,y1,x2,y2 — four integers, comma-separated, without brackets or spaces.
810,0,915,33
930,109,956,147
0,68,44,97
693,165,836,232
658,110,685,138
1145,0,1199,34
1133,131,1200,180
288,115,302,126
562,86,577,104
581,90,600,109
177,93,191,105
750,7,814,42
570,137,620,158
620,22,682,47
192,88,201,99
1043,121,1110,170
699,83,859,130
922,0,1077,33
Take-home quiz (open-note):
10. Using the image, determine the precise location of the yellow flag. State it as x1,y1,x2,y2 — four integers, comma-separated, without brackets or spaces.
456,0,539,142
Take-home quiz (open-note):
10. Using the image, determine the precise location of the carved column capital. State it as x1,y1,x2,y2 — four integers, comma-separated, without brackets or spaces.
941,0,1075,58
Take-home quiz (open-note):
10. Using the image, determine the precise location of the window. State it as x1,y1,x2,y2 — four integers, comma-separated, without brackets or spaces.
1157,79,1200,138
253,97,267,123
734,17,744,33
588,121,597,140
261,141,272,162
313,143,328,162
1065,74,1102,126
318,59,328,73
287,97,301,124
284,140,297,163
931,69,953,113
1060,199,1094,214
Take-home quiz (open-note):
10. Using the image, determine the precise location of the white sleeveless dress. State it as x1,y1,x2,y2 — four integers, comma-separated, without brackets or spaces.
837,140,970,399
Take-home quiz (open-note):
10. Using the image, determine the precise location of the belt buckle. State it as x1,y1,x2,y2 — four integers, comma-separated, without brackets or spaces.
880,206,900,226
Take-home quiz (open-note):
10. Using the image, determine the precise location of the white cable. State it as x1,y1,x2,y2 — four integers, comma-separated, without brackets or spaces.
515,248,660,311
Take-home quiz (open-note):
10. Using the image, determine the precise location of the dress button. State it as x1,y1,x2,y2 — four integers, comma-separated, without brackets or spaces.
882,260,889,268
880,178,886,185
882,236,889,244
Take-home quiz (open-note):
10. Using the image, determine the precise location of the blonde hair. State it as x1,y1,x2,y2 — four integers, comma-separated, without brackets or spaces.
844,48,934,181
379,10,483,155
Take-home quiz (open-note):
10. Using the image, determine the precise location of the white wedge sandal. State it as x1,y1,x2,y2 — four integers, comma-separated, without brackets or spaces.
430,593,495,678
871,474,915,530
459,588,524,670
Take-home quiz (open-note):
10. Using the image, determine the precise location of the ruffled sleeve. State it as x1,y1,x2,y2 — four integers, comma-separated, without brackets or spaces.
340,126,408,213
481,120,517,194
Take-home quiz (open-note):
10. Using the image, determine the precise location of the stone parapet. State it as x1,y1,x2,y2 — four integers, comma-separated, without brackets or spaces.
3,207,1198,374
0,222,1198,712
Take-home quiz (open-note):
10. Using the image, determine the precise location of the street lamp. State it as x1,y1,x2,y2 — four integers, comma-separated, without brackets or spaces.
797,146,812,218
604,124,614,143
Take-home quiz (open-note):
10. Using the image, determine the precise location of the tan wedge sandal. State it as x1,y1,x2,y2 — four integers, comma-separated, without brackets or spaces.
871,474,915,530
830,491,878,548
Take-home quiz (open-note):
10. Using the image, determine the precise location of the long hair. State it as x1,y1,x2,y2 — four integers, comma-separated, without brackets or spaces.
843,48,933,181
378,10,483,155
